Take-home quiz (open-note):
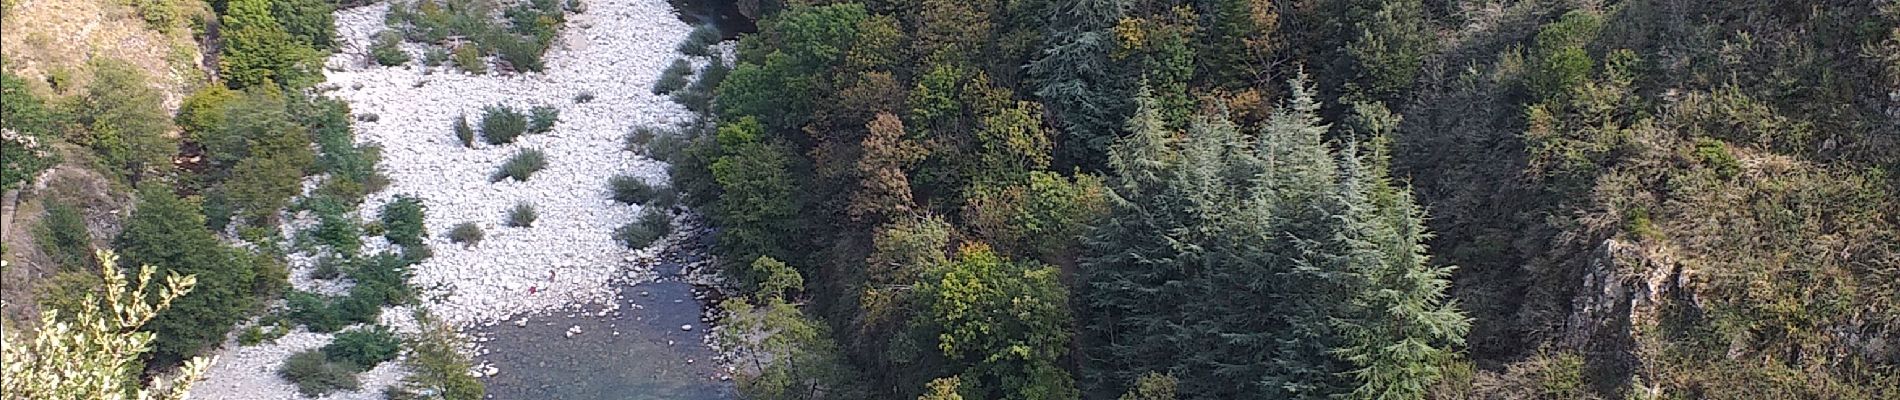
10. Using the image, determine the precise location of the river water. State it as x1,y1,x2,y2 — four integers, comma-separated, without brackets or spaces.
473,240,735,399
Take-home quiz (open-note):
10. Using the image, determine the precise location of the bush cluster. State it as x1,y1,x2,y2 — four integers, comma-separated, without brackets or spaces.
653,59,693,95
492,149,548,182
613,210,671,249
678,25,721,57
608,175,658,205
323,326,402,370
381,195,427,246
372,31,411,66
480,106,528,145
454,114,475,147
506,202,537,227
449,222,484,247
672,59,729,114
287,252,419,332
33,201,94,272
385,0,569,74
528,105,559,134
280,350,361,397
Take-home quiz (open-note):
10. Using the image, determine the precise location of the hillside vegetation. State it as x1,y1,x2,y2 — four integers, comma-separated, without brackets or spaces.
674,0,1900,399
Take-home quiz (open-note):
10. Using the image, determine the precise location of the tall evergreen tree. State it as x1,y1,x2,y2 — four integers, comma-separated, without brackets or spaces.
1029,0,1132,170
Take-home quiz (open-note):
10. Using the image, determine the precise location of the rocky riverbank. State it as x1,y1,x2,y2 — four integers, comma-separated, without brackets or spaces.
189,0,729,398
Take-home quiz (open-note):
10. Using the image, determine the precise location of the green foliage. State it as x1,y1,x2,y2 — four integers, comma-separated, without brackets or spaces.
279,350,361,397
221,0,324,88
963,171,1105,264
423,47,450,67
271,0,337,49
920,244,1076,400
74,59,176,182
323,326,402,370
1,251,209,400
1,71,58,191
310,199,363,255
1117,373,1178,400
453,114,475,147
388,312,485,400
287,252,419,332
372,31,413,66
480,106,528,145
1692,137,1740,180
527,105,559,133
505,202,537,227
175,85,237,143
673,59,729,114
654,58,693,95
608,175,658,204
494,34,548,72
452,44,487,74
117,188,258,366
679,25,721,57
716,286,861,400
448,222,484,246
491,148,548,182
381,195,428,246
34,201,95,271
1340,0,1433,103
1526,10,1604,100
709,119,803,280
613,210,670,249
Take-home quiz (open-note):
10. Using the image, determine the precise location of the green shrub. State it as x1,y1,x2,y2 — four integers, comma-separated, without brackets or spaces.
528,105,559,133
422,47,449,67
494,34,547,73
1694,137,1741,180
449,222,484,247
324,326,402,370
613,210,670,249
653,59,692,95
492,149,547,182
237,319,291,346
280,350,361,397
451,44,486,74
347,252,418,306
608,175,659,204
453,114,475,147
506,202,537,227
75,59,176,182
33,201,94,272
389,312,486,400
311,201,363,255
221,0,324,89
673,60,728,114
381,195,427,246
311,255,344,280
272,0,337,49
480,106,527,145
625,125,663,153
678,25,720,57
372,31,411,66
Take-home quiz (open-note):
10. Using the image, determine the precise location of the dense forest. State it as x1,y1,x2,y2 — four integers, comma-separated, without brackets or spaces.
671,0,1900,399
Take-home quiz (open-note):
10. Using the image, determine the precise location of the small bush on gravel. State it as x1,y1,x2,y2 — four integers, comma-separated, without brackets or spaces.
480,106,528,145
528,105,559,133
574,91,595,103
608,175,658,204
311,254,345,280
312,202,363,255
673,60,728,114
492,149,548,182
449,222,484,247
506,202,537,227
324,325,402,370
453,114,474,147
381,195,427,246
626,125,662,152
678,25,720,57
451,44,486,74
372,31,411,66
423,47,449,67
653,59,692,95
495,34,547,72
280,350,361,397
614,210,671,249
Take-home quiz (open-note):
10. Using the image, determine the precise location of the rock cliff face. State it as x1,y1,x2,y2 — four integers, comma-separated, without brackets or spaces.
1560,239,1689,393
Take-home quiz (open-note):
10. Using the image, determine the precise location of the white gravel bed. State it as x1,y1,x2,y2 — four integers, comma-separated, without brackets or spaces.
190,0,704,398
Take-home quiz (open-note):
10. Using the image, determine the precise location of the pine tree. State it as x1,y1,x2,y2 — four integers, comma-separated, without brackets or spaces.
1029,0,1133,170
